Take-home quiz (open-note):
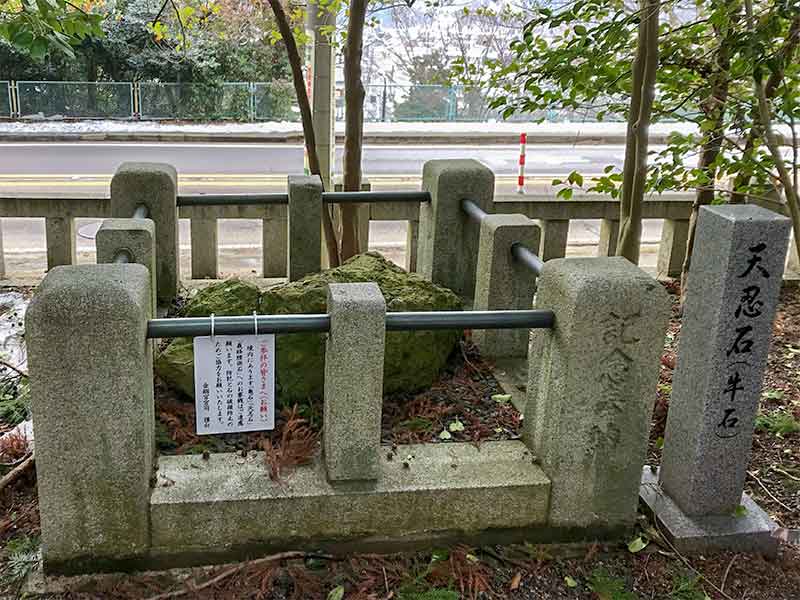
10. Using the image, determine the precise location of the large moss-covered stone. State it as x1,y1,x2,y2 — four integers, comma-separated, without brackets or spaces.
155,253,462,404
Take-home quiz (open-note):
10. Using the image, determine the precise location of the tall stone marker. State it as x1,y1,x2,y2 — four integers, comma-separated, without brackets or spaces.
641,205,790,556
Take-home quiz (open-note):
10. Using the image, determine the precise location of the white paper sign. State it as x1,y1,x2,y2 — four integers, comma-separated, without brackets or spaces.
193,334,275,435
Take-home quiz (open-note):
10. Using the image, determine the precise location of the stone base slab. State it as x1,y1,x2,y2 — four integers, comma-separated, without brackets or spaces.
148,441,550,569
640,467,778,557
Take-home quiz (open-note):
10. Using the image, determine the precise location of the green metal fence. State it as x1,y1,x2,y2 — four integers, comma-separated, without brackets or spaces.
17,81,133,119
253,81,299,122
0,81,10,118
139,82,253,120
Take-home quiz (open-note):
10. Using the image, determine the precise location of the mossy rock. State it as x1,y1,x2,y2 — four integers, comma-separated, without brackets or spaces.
155,253,462,404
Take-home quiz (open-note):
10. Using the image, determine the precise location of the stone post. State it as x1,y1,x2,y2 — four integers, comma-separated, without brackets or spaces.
96,218,157,316
787,232,799,277
45,216,76,270
262,217,287,278
597,218,619,257
418,159,494,298
324,282,386,482
26,264,154,574
642,205,790,556
406,220,419,272
538,219,569,261
473,214,540,358
288,175,323,281
190,213,218,279
657,219,690,279
524,257,670,530
111,162,178,303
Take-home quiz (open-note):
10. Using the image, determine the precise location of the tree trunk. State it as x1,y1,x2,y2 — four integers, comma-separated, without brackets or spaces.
616,0,659,263
679,22,732,305
746,2,800,263
266,0,340,267
340,0,368,261
730,16,800,204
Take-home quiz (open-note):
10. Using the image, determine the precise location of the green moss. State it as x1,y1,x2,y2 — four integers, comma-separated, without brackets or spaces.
156,253,462,404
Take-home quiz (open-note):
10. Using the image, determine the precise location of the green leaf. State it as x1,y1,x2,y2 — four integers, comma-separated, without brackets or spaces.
448,419,465,432
438,429,452,440
732,504,748,518
564,575,578,588
556,188,574,200
327,585,345,600
492,394,512,404
627,536,648,553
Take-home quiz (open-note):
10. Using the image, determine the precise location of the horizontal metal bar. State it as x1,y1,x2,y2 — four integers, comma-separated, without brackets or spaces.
385,310,554,331
461,198,487,223
175,191,431,207
177,194,289,207
323,191,431,204
146,309,554,339
147,314,331,338
511,242,544,276
133,204,149,219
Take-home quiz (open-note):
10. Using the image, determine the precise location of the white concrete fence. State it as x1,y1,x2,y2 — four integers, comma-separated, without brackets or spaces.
20,159,793,574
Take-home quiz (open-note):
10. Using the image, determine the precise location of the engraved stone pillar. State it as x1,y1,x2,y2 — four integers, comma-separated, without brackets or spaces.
190,214,218,279
324,282,386,481
524,257,669,530
263,217,287,278
641,205,790,556
418,159,494,298
406,220,419,272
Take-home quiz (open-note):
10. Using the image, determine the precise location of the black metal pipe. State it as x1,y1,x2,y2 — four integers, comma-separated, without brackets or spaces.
176,191,431,207
133,204,149,219
113,249,133,264
177,194,289,207
146,309,554,339
323,191,431,204
386,310,553,331
461,199,487,223
511,242,544,276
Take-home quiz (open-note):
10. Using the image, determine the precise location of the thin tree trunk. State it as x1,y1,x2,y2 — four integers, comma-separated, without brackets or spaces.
340,0,368,261
265,0,340,268
679,23,732,305
617,0,659,263
730,16,800,204
746,1,800,263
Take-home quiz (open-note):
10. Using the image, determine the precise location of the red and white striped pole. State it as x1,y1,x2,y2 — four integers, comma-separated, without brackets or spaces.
517,132,527,194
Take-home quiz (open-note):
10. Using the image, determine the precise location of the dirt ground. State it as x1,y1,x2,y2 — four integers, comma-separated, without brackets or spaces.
1,281,798,599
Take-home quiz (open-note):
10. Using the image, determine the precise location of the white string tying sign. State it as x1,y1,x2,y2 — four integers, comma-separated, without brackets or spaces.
193,312,275,435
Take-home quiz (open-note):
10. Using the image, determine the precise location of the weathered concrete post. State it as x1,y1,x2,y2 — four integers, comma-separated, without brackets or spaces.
524,257,670,531
406,220,419,272
657,219,690,279
473,214,540,358
642,205,790,555
45,216,76,270
324,282,386,481
96,218,157,315
111,162,178,303
190,212,218,279
597,218,619,257
262,217,287,278
287,175,323,281
26,264,154,573
538,219,569,261
418,159,494,298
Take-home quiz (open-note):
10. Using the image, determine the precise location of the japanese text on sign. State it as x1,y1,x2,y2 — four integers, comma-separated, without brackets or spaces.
193,334,275,435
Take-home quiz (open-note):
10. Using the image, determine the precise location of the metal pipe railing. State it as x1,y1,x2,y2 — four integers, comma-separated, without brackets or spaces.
146,309,555,339
511,242,544,276
176,190,431,207
132,204,150,219
461,198,487,223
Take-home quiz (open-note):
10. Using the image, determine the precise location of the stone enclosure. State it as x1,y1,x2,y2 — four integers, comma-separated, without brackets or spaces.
24,160,790,575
